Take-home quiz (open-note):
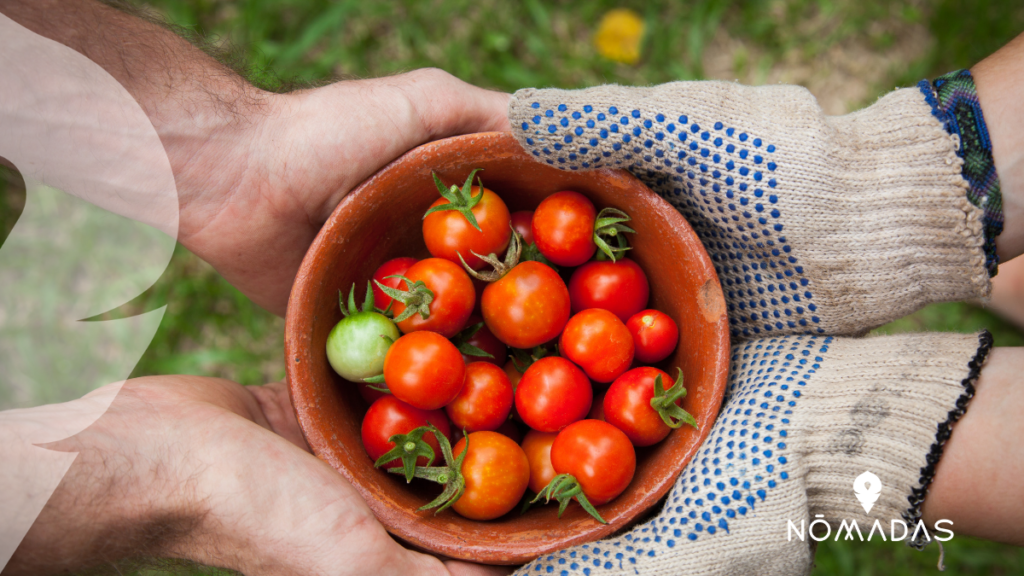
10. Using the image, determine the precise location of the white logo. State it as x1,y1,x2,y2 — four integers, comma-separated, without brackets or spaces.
853,471,882,514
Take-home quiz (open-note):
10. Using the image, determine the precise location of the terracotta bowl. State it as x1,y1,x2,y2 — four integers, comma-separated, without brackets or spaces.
285,132,729,565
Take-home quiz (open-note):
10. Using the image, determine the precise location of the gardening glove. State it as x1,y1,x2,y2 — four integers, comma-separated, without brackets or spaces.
516,331,992,576
509,71,1002,340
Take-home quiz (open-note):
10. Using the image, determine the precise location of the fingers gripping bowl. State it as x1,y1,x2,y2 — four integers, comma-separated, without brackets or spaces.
285,132,729,564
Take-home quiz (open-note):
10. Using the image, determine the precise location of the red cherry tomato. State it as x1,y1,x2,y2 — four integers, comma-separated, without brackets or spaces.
445,362,514,433
550,419,635,506
515,357,592,432
532,191,597,266
559,309,634,383
424,186,511,270
383,331,466,410
361,395,451,468
627,309,679,364
372,257,417,311
482,261,570,349
521,430,558,494
604,367,677,446
392,258,475,338
510,210,535,245
568,258,650,322
459,316,507,367
452,432,530,520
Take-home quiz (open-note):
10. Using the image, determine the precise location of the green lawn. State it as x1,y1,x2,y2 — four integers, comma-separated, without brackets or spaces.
2,0,1023,573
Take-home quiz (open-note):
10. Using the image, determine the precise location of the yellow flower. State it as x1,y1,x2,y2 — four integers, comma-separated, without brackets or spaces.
594,8,645,65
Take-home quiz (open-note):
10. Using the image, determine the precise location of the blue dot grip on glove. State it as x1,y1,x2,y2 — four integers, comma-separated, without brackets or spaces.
509,82,992,340
515,331,990,576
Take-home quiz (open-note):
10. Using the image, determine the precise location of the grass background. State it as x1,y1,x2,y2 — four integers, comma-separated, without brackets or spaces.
1,0,1023,573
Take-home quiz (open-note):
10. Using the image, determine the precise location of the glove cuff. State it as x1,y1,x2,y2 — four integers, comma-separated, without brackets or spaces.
790,331,992,546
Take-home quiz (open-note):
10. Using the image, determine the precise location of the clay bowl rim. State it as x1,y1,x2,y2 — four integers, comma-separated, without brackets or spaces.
285,131,729,564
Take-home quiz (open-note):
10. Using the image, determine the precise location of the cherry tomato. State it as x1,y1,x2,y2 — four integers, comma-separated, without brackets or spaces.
604,367,677,446
361,395,451,468
458,316,507,366
445,362,514,433
559,309,634,383
510,210,535,244
452,432,530,520
627,309,679,364
532,191,597,266
515,357,592,432
383,331,466,410
392,258,475,338
521,430,558,494
372,257,417,311
424,186,511,270
551,419,635,506
482,261,570,348
568,258,650,322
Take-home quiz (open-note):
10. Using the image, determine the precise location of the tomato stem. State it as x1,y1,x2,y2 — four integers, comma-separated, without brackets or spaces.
458,227,522,283
532,473,606,524
520,240,558,270
341,281,384,317
650,368,698,429
385,423,468,515
593,207,636,262
423,170,485,232
509,344,551,373
450,321,495,359
374,275,435,323
374,426,437,483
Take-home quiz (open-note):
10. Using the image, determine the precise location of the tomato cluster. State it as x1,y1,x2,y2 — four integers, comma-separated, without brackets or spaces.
325,170,696,523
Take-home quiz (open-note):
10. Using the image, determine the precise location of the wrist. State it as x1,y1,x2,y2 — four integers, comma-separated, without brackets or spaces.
6,382,203,575
791,332,991,545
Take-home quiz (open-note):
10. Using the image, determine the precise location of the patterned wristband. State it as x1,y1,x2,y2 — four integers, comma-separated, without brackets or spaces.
918,70,1003,277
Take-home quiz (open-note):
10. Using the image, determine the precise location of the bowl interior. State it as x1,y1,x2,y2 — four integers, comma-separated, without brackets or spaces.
285,132,728,564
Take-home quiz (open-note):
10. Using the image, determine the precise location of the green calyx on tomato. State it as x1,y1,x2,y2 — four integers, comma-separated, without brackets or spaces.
593,207,636,263
531,473,606,524
651,368,698,430
450,321,495,360
509,344,552,374
386,423,467,514
520,240,558,270
374,427,437,483
374,275,434,323
458,227,522,283
326,282,400,382
423,169,486,232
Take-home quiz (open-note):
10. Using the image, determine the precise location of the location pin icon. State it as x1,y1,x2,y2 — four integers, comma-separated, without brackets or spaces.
853,471,882,514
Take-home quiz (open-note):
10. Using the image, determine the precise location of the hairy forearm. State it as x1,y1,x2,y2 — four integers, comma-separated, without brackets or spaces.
2,382,202,576
0,0,269,240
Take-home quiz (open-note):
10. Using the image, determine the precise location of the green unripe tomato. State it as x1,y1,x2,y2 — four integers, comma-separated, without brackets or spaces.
326,311,400,381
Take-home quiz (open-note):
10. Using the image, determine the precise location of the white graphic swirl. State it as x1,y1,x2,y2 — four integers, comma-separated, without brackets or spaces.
0,13,177,568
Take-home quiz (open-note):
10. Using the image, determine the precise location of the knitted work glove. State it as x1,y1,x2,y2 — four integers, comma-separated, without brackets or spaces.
509,78,1001,340
517,331,991,576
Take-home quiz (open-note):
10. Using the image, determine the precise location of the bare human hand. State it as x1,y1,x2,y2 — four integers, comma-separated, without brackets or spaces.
7,377,512,576
0,0,511,316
